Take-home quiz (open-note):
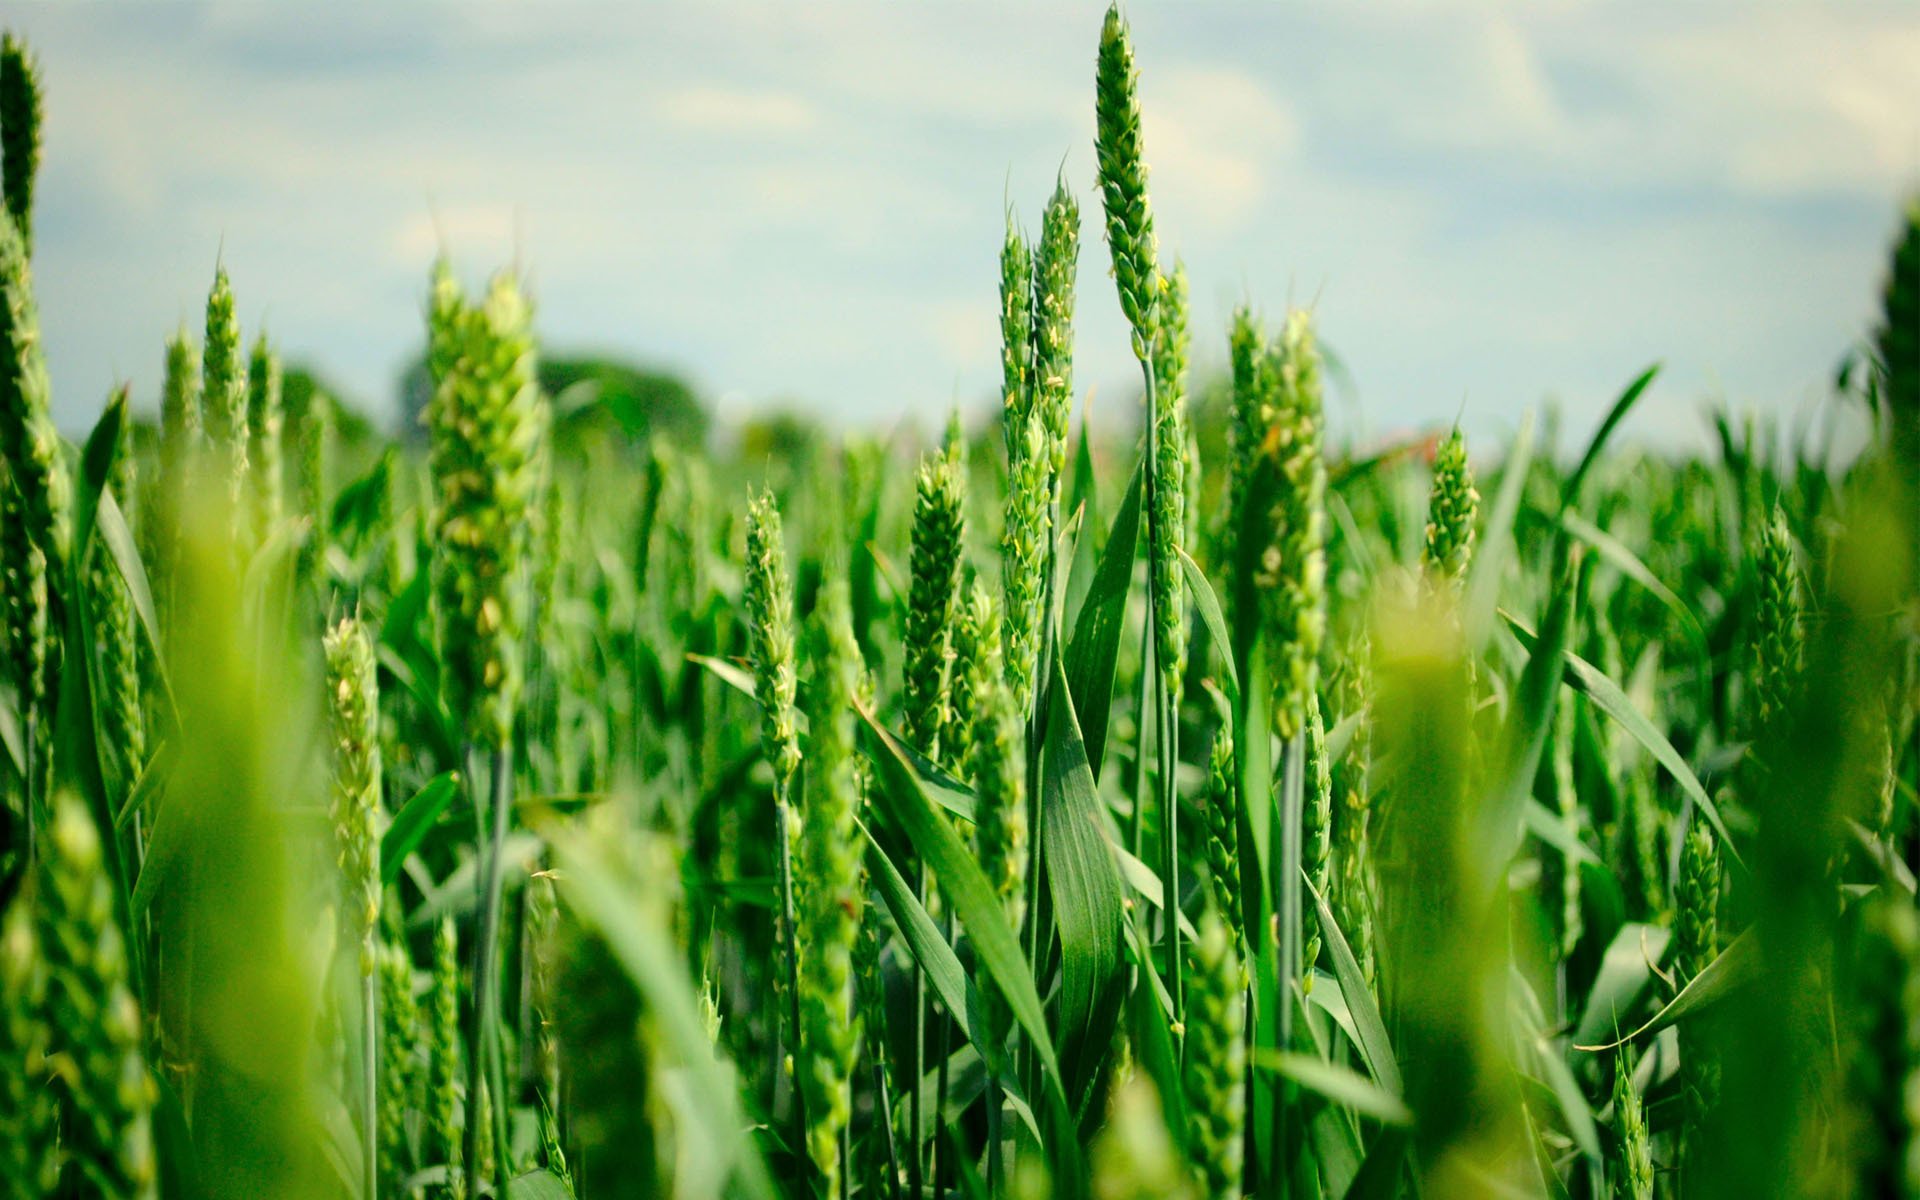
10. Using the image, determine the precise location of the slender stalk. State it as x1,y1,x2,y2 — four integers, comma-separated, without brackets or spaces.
908,864,926,1200
466,746,514,1198
1273,733,1304,1195
363,968,379,1200
773,770,807,1159
485,747,514,1200
1130,621,1152,858
1139,357,1183,1026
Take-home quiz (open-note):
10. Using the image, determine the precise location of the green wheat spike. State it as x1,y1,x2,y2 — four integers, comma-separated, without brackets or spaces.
1612,1049,1652,1200
1302,690,1332,992
1032,177,1080,480
1,34,43,253
1201,725,1242,945
201,266,250,522
902,450,965,766
1094,5,1159,362
1256,312,1328,742
429,917,463,1200
797,576,865,1197
1421,428,1479,590
1150,262,1189,700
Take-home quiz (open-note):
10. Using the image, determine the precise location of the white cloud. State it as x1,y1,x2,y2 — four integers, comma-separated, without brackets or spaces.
659,85,818,136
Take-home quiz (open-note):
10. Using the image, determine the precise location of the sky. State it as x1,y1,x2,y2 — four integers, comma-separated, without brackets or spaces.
13,4,1920,451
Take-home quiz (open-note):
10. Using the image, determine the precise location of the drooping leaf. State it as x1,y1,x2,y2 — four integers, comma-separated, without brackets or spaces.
381,771,461,885
1063,457,1143,779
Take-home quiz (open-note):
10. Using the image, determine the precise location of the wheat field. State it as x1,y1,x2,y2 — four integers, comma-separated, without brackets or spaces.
0,11,1917,1200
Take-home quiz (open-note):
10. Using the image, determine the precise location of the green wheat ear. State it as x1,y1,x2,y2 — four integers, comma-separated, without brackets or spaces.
1094,4,1159,362
427,266,546,749
40,791,157,1198
1674,816,1720,1181
1301,689,1332,991
89,399,145,791
1612,1050,1652,1200
1,34,43,252
429,916,462,1199
944,580,991,778
1422,428,1479,589
377,940,422,1197
797,575,865,1198
1002,406,1051,717
1201,725,1241,942
902,449,965,766
1257,311,1329,741
744,489,802,799
0,208,71,625
1000,214,1034,431
1149,262,1189,700
1182,909,1246,1200
966,589,1027,929
324,615,382,974
1032,176,1080,478
1751,505,1803,737
202,266,250,520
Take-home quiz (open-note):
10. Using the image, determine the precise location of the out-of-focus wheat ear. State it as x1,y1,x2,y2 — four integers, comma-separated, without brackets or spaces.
1611,1049,1653,1200
1094,5,1159,362
247,333,285,541
1,34,42,253
902,450,966,767
40,790,157,1198
325,614,382,1200
1256,311,1328,743
1421,428,1479,591
1878,200,1920,477
1540,690,1583,963
202,266,250,525
797,575,864,1197
378,940,422,1198
154,327,202,635
1841,895,1920,1199
1092,1075,1195,1200
1182,908,1246,1200
429,916,463,1200
1032,177,1080,480
0,894,58,1197
1674,815,1720,1184
1751,505,1803,738
299,390,332,529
